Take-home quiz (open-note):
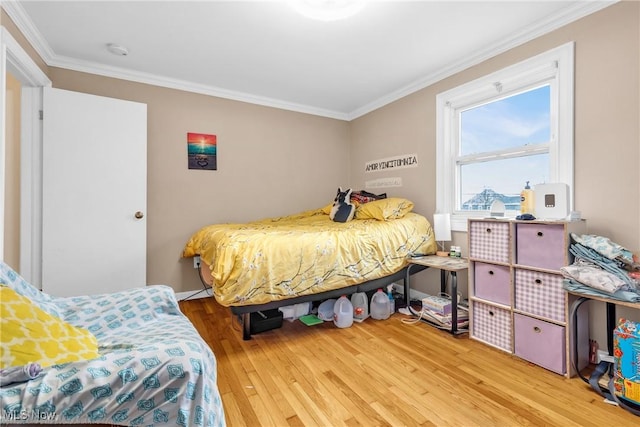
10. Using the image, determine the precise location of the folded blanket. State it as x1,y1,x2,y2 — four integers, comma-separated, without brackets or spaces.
570,243,637,290
561,265,626,294
563,279,640,303
572,233,634,263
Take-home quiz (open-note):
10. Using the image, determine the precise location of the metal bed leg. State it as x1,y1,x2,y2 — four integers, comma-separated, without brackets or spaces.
242,313,252,340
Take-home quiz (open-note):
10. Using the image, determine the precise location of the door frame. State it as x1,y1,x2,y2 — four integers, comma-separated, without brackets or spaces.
1,26,51,286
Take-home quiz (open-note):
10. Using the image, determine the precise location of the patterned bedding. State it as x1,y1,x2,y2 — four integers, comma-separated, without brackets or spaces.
182,206,436,307
0,263,225,426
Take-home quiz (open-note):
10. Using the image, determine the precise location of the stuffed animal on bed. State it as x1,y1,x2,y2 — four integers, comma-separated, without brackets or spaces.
330,187,355,223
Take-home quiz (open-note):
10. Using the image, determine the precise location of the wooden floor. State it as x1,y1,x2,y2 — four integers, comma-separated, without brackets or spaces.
179,298,638,427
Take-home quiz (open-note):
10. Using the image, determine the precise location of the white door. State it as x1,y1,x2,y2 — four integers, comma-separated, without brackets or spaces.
42,87,147,297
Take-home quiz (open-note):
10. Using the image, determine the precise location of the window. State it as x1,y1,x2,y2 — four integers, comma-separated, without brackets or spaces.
436,43,574,231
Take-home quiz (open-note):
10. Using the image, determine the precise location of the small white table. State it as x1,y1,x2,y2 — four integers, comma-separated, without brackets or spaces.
405,255,469,335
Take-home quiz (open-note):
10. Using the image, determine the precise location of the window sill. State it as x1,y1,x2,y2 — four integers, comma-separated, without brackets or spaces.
451,212,519,232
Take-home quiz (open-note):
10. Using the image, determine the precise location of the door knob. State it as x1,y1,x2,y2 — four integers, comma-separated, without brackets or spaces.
134,211,144,219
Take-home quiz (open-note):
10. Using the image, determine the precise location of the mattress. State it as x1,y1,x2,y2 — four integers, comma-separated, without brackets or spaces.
183,206,436,307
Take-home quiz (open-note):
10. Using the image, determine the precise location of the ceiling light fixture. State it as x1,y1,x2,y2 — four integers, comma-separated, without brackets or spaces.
291,0,366,22
106,43,129,56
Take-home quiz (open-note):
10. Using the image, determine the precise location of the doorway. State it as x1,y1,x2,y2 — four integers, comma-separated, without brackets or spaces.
2,27,148,293
1,25,51,286
4,71,20,269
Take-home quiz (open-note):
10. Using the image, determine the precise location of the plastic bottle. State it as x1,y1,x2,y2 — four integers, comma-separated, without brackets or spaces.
520,181,535,215
333,295,354,328
317,299,336,321
386,284,395,316
350,292,369,321
370,289,391,320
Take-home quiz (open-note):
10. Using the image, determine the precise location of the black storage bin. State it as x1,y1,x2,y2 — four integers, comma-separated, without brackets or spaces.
250,309,284,334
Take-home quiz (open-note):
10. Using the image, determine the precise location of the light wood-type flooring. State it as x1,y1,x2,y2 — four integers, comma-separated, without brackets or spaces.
179,297,638,427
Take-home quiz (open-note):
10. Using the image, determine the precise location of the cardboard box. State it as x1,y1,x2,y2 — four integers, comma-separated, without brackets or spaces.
421,295,452,316
613,319,640,405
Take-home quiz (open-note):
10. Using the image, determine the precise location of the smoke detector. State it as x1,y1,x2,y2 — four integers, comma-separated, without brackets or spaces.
106,43,129,56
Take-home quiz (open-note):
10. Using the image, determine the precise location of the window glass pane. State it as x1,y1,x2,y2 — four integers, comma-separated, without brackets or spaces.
459,153,549,211
460,85,550,156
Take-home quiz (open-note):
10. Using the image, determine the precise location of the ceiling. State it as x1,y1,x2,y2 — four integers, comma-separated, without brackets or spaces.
4,1,616,120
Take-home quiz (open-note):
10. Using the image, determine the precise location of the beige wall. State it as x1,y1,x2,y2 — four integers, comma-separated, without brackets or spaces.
3,6,351,288
4,72,21,269
350,1,640,342
47,69,351,293
3,0,639,339
353,1,639,249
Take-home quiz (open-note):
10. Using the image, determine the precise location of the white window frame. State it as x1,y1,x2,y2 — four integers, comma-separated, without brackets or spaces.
436,42,574,232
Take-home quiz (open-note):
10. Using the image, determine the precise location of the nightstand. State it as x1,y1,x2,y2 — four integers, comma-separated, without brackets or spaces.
405,255,469,335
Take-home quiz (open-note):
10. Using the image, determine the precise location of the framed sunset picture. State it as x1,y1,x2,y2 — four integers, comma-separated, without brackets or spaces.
187,132,217,170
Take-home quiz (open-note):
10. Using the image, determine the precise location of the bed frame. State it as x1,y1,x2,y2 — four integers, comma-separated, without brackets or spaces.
228,264,427,340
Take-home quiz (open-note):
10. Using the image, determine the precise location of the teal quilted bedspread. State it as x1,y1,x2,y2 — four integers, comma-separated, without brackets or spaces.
0,262,225,426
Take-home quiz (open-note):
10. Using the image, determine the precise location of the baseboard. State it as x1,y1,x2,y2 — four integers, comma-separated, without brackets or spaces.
391,282,430,301
175,288,213,301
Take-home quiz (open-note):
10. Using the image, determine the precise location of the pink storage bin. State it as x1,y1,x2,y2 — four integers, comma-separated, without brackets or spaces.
516,223,565,270
474,262,511,306
469,221,510,264
472,301,512,352
514,313,566,374
514,268,565,322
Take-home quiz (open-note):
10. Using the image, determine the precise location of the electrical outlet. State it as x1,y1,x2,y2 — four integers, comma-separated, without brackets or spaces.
193,256,201,269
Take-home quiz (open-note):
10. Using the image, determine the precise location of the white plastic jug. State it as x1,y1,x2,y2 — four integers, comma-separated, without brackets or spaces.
317,299,336,321
333,295,354,328
350,292,369,321
370,289,391,320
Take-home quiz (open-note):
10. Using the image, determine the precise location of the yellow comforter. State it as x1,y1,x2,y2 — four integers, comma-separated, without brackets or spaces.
182,208,436,307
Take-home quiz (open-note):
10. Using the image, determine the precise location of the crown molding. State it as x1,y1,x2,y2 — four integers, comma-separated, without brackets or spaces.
1,26,51,87
2,1,56,63
347,0,618,120
3,0,618,122
47,54,351,120
1,0,350,120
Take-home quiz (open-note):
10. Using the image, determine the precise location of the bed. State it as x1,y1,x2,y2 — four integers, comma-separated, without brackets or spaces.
182,197,436,338
0,261,225,427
